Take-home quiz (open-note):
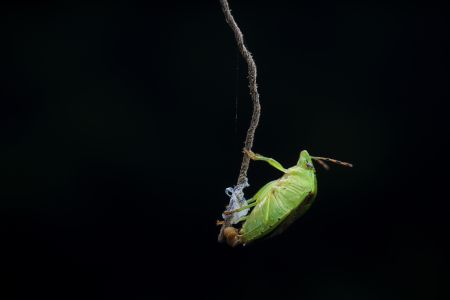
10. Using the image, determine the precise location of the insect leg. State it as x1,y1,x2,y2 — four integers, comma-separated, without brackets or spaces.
246,196,256,204
243,149,287,173
223,201,257,215
235,215,248,223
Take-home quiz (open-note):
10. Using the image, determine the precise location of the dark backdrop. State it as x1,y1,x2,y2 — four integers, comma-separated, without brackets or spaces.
1,1,449,299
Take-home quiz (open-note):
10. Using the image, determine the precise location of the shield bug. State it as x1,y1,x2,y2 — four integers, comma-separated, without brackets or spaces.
223,149,352,247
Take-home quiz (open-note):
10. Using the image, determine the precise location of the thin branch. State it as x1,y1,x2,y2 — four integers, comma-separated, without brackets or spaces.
218,0,261,242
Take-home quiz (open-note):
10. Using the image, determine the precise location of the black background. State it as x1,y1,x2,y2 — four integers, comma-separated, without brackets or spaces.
1,0,449,299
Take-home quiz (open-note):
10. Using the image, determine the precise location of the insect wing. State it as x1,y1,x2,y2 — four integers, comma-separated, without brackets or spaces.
242,180,310,242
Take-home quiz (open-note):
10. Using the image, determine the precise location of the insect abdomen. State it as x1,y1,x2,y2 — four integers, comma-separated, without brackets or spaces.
240,169,316,244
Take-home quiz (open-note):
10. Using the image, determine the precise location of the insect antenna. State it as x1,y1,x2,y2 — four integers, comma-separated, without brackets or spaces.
312,156,353,168
314,159,330,170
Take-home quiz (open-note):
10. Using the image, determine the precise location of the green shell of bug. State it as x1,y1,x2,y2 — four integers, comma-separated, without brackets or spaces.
239,150,318,245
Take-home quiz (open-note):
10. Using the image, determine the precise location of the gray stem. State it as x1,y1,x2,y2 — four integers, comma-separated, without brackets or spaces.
218,0,262,242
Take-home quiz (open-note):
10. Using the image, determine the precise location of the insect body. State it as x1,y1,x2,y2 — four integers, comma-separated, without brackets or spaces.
224,149,351,247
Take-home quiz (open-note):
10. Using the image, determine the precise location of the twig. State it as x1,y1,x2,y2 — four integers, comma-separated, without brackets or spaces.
218,0,261,242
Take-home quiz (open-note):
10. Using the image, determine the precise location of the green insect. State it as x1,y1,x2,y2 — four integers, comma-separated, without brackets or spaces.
223,149,352,247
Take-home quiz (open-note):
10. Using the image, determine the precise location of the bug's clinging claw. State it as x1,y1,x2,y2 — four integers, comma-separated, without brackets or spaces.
216,220,224,226
243,148,256,159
